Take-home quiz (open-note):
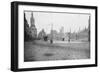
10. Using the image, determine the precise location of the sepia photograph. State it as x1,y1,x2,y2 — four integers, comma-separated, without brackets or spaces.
24,11,90,62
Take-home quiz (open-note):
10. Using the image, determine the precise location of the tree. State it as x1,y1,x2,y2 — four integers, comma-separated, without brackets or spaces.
24,13,30,41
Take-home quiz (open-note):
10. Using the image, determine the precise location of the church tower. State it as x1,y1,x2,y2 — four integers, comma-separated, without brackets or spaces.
30,12,35,27
30,12,37,39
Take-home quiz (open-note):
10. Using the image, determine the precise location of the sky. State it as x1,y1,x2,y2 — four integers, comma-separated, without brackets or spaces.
25,11,90,34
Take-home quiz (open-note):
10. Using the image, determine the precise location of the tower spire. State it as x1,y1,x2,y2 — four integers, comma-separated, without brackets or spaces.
30,12,35,27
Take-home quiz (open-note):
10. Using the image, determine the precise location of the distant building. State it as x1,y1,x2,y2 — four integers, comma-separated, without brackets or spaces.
38,29,46,39
59,27,65,40
48,27,66,41
48,30,58,40
68,26,89,41
78,27,89,41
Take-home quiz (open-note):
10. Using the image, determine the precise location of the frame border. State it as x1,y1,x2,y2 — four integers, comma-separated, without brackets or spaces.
11,1,98,72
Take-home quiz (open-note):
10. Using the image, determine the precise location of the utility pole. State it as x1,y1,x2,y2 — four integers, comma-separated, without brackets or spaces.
76,28,80,40
50,23,53,44
76,33,78,40
78,27,80,40
68,27,71,42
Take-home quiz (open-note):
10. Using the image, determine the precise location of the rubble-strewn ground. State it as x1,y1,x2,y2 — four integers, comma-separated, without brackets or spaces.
24,40,90,62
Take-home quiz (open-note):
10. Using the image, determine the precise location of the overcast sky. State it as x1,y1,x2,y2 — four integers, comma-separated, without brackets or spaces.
25,11,89,34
